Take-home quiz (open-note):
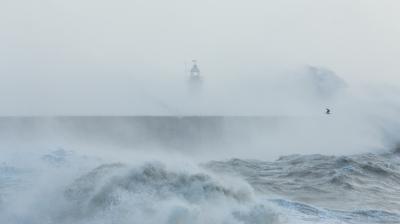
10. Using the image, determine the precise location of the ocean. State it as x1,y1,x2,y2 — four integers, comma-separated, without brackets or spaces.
0,117,399,224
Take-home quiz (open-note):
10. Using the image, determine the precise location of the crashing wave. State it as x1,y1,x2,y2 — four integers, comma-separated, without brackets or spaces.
63,162,279,224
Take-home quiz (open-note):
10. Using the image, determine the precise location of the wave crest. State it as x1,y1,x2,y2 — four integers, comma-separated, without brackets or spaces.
64,162,278,224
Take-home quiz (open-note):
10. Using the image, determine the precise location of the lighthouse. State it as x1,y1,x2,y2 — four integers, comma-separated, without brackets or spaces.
190,60,201,79
188,60,202,91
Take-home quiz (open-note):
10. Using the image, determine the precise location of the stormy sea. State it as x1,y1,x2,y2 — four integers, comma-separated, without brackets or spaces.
0,116,399,224
2,0,400,222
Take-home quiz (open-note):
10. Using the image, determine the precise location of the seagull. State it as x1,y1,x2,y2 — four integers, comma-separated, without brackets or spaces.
326,108,331,115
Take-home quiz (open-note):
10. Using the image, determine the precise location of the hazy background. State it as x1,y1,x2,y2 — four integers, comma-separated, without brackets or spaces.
2,3,400,223
0,0,399,115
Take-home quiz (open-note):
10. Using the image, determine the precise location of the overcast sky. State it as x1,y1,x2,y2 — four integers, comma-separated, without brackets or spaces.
0,0,399,115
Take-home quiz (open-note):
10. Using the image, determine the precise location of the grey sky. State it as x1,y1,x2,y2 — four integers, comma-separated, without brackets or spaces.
0,0,399,115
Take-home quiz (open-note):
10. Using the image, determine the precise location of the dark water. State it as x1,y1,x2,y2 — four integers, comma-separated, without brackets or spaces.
208,153,400,223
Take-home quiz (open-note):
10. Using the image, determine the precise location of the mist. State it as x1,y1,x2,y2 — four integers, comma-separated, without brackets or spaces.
0,1,399,115
1,0,400,157
2,2,400,223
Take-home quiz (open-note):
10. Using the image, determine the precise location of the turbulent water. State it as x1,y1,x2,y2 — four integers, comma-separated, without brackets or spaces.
1,148,400,224
0,116,399,223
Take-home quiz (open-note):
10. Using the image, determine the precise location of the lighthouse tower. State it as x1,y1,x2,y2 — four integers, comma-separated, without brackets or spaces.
190,60,201,79
188,60,202,91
